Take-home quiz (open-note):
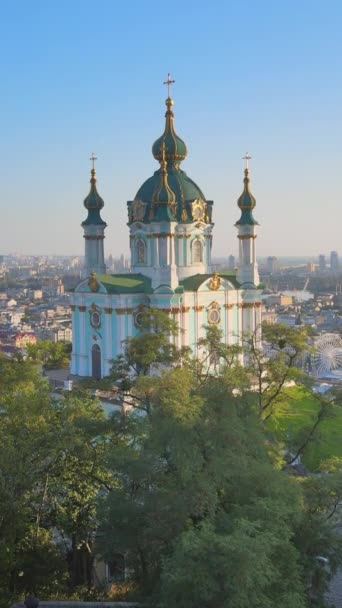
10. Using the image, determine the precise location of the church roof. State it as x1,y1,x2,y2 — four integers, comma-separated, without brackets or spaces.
180,271,240,291
96,273,152,294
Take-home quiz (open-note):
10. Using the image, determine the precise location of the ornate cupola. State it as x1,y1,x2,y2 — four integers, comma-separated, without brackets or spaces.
235,154,259,287
152,96,188,165
81,154,107,278
128,75,215,288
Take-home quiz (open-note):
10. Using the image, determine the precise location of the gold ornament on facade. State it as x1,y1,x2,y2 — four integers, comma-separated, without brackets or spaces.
181,208,188,222
89,302,101,328
209,271,221,291
88,272,99,292
191,198,206,222
207,302,221,325
131,198,146,222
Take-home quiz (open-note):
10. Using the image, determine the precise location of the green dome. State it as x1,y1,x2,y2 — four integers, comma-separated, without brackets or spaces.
235,168,258,226
138,167,205,204
127,95,213,225
82,169,106,226
133,166,208,223
152,97,187,163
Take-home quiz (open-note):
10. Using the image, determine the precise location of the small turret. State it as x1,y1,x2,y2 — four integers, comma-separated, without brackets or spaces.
81,154,107,278
235,154,259,287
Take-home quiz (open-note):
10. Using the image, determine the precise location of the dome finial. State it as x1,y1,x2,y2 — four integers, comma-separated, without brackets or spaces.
89,152,98,184
242,152,252,191
163,72,175,99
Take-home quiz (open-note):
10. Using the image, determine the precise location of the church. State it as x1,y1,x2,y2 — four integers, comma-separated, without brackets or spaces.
70,78,261,379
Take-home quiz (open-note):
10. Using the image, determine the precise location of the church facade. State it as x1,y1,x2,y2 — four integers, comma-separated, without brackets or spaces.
70,88,261,379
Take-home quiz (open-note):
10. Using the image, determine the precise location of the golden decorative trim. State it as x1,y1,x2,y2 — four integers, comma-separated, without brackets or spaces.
242,302,260,309
88,271,100,292
114,308,133,315
176,234,184,239
237,235,257,240
104,307,113,314
193,305,204,311
209,271,221,291
185,234,191,239
78,306,86,312
224,304,234,309
207,301,221,325
181,306,190,312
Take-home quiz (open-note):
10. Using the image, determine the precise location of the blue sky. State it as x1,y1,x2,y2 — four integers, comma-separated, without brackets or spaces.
1,0,342,258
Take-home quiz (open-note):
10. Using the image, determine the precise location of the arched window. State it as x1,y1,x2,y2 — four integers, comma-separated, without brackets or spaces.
192,239,203,263
135,238,146,264
92,344,101,379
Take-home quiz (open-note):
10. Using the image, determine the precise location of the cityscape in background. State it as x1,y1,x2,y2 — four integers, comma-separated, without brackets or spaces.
0,249,341,362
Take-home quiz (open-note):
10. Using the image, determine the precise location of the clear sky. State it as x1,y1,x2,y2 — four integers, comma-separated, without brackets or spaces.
1,0,342,259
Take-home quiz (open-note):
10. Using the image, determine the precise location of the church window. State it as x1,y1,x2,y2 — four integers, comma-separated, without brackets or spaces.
207,303,220,325
192,239,203,263
136,238,146,264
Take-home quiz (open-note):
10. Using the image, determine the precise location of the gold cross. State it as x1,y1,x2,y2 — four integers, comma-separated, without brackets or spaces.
89,152,97,170
242,152,252,170
163,73,175,97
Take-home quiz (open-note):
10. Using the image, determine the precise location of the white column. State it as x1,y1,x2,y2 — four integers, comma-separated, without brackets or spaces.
78,305,88,376
104,309,113,375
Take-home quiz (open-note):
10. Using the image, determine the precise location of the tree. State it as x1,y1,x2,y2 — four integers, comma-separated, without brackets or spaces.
0,358,110,598
26,340,70,369
98,368,322,605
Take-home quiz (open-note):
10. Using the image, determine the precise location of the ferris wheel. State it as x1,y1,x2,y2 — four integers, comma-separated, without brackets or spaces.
312,333,342,377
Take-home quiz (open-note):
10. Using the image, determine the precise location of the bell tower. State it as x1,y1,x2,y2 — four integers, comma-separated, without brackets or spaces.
81,154,107,278
235,154,259,287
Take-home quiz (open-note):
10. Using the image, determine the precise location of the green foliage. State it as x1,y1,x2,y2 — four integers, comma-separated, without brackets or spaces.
0,358,109,597
26,340,71,369
99,369,327,606
159,522,306,608
110,308,191,382
3,321,342,607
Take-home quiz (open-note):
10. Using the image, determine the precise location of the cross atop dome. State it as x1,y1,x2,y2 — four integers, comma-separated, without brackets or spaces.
242,152,252,170
163,73,175,98
89,152,97,171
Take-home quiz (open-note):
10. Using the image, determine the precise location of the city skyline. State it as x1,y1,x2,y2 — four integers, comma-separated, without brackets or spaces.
1,0,342,257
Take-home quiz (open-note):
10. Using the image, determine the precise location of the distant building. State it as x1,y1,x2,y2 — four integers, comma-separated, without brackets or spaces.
228,255,235,270
14,332,36,348
307,261,316,273
330,251,339,272
318,254,326,272
264,294,293,307
267,256,278,274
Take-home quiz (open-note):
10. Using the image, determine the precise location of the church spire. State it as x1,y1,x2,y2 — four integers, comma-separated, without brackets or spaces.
235,153,258,227
235,154,259,287
82,153,106,225
81,155,107,278
152,74,188,165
